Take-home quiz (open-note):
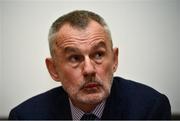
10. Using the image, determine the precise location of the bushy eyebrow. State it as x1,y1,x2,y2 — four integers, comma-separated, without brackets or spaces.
63,47,80,54
92,41,107,50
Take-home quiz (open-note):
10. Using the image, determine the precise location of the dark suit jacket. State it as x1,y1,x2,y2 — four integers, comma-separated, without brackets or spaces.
9,77,171,120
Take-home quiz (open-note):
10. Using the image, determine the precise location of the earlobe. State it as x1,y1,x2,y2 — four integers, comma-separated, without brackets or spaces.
45,58,60,81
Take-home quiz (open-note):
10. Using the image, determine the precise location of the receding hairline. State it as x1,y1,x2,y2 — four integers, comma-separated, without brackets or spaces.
48,10,113,56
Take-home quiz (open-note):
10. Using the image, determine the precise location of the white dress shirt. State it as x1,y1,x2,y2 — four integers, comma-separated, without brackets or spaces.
69,99,106,120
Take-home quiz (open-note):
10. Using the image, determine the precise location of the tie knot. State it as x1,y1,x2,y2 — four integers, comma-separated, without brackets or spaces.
80,113,98,120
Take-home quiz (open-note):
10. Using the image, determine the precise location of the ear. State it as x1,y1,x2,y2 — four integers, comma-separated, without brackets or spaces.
45,58,60,82
112,48,119,72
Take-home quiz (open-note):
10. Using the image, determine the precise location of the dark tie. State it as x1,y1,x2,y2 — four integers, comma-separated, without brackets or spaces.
80,113,98,120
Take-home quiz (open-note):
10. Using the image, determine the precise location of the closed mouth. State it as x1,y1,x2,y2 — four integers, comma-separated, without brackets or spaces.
83,82,100,89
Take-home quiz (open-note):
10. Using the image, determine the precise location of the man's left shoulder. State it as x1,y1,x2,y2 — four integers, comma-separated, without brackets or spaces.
113,77,171,115
111,76,171,119
113,76,167,99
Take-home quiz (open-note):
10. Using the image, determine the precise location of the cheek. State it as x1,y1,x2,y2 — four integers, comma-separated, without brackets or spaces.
96,61,114,80
58,65,83,86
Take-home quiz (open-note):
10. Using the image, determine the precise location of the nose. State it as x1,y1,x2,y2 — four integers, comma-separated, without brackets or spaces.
82,56,96,77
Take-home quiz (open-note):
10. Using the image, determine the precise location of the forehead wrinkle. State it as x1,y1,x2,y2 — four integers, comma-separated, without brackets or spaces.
66,40,106,54
56,34,106,49
62,31,106,41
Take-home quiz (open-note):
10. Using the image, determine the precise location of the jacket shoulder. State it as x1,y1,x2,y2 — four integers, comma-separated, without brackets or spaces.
9,86,71,120
103,77,171,119
113,76,162,97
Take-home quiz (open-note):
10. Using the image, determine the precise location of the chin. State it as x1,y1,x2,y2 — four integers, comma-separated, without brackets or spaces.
78,92,108,104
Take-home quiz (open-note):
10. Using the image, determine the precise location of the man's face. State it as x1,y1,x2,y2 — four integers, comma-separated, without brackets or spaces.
46,20,118,107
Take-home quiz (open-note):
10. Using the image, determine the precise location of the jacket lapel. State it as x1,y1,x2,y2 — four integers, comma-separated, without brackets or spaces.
101,78,123,120
52,87,72,120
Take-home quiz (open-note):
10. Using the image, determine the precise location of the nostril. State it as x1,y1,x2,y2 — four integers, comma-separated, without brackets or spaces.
83,74,96,82
84,71,95,76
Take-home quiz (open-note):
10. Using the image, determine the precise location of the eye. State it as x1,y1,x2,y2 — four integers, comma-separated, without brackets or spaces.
68,55,82,63
94,51,105,60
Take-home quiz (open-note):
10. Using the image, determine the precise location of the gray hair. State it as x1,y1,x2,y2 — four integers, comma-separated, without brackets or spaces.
48,10,112,56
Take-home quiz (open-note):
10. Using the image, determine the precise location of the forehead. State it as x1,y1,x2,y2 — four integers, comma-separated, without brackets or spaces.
55,20,110,48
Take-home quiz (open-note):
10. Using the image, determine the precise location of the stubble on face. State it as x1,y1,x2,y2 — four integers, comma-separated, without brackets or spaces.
65,76,113,105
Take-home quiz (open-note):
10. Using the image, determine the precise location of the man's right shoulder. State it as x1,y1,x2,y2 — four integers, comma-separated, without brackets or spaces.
9,86,69,120
14,86,66,107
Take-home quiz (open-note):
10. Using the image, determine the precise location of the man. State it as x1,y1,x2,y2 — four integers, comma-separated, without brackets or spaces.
9,10,171,120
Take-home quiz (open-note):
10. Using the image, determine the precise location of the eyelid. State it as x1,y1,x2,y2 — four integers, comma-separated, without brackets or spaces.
68,54,81,60
91,50,105,60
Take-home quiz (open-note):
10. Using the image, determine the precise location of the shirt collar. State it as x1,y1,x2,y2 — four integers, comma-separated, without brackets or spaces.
69,99,106,120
